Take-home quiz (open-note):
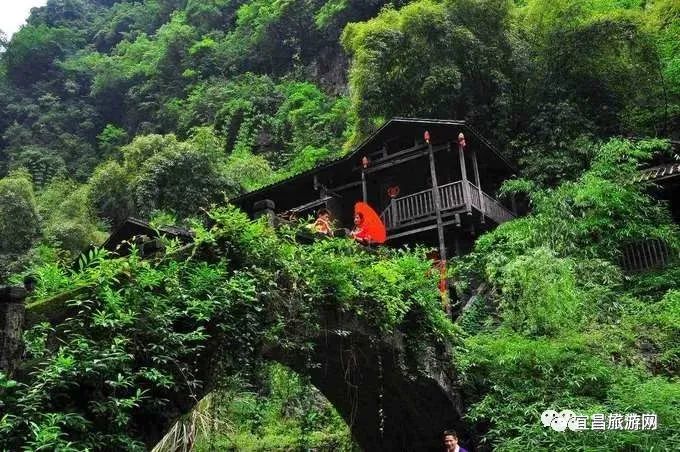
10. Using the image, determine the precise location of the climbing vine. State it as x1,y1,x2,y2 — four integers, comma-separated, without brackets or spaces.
1,206,455,450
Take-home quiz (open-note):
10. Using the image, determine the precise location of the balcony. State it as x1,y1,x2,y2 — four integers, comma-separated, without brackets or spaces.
380,180,514,232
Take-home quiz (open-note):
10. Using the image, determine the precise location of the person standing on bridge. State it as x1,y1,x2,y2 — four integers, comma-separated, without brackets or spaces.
443,430,468,452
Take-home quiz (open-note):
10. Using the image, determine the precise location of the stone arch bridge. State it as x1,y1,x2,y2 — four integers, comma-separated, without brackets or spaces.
1,241,468,451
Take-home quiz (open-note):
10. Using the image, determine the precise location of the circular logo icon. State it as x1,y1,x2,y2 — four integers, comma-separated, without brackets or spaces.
559,410,576,422
541,410,558,427
551,416,568,432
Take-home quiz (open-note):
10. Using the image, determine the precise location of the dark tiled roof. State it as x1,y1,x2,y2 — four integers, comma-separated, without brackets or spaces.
636,162,680,183
101,217,194,252
232,117,515,205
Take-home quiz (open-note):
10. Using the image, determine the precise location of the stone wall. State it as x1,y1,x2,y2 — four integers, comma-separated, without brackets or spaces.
0,287,27,374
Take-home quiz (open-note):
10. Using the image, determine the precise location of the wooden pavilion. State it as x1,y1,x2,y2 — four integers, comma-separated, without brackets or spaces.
624,141,680,272
234,118,517,262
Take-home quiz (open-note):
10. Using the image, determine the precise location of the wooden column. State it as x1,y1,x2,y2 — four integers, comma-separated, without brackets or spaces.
471,148,485,223
361,155,369,203
428,141,449,314
389,200,397,231
458,140,472,215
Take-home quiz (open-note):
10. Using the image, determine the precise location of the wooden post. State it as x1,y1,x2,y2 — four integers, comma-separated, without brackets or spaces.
389,200,397,230
458,138,472,215
471,148,485,223
427,140,449,314
361,155,369,203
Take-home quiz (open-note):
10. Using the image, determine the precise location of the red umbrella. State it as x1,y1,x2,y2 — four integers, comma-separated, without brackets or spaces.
354,202,387,244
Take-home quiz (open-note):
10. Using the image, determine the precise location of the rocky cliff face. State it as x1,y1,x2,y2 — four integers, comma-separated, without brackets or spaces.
308,45,350,95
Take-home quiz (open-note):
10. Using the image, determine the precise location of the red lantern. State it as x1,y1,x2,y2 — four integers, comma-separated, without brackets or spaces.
361,156,370,169
458,132,466,149
387,186,400,198
424,130,431,144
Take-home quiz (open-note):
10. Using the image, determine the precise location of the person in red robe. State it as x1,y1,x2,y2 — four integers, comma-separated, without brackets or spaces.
350,212,370,244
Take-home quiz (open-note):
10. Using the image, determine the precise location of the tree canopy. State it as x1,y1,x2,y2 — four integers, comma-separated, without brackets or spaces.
0,0,678,450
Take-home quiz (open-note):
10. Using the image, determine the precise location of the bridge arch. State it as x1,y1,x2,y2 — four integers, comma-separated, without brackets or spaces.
5,208,470,451
261,309,467,451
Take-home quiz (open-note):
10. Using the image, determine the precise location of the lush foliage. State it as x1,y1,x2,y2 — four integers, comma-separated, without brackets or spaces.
3,0,677,189
343,0,679,182
0,0,678,450
0,171,40,255
453,139,680,450
192,364,354,451
342,0,514,139
1,208,453,450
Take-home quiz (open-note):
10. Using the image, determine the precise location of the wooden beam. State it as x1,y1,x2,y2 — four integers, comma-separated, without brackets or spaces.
289,196,333,214
428,144,446,262
428,140,449,315
471,148,485,223
387,223,438,240
365,150,427,174
327,181,362,192
386,205,468,233
386,217,464,240
388,214,437,232
657,240,666,267
361,170,367,202
457,141,472,215
362,143,448,174
372,142,428,165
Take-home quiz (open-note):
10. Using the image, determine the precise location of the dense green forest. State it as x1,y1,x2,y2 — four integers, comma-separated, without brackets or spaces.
0,0,679,450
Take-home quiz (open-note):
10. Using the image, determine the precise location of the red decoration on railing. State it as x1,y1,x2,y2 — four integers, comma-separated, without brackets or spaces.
361,156,370,169
387,186,400,198
424,130,431,144
458,132,466,149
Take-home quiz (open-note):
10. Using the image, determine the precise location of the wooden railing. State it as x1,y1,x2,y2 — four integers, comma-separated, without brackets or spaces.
439,181,465,210
480,191,515,224
468,182,481,211
380,180,514,230
619,239,673,272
